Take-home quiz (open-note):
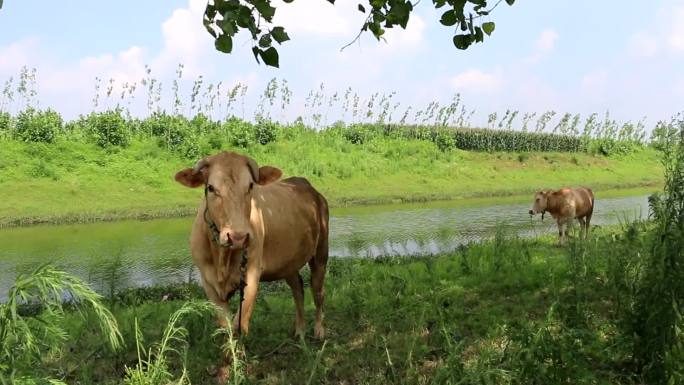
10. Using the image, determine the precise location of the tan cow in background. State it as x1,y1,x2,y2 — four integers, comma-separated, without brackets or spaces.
175,151,329,380
529,187,595,244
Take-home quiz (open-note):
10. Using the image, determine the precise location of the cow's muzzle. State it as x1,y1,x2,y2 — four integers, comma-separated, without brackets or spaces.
220,232,249,249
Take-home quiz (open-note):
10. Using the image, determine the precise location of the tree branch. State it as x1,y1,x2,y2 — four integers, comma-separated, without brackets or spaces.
340,13,373,52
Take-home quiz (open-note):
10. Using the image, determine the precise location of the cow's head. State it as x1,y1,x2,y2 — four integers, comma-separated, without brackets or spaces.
529,190,550,216
175,152,282,249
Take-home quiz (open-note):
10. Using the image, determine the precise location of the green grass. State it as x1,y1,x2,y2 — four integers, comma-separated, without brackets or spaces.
0,135,663,227
22,227,649,384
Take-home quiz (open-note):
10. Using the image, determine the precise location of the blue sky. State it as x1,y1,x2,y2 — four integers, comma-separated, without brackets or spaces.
1,0,683,128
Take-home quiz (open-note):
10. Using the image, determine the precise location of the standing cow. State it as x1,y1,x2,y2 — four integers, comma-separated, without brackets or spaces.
529,187,595,244
175,151,329,378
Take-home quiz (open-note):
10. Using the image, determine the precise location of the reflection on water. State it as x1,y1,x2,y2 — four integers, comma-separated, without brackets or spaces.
0,194,651,295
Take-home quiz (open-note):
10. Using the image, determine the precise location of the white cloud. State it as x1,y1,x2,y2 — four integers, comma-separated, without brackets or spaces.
535,29,559,52
450,68,502,93
526,29,559,64
580,69,609,102
628,31,658,57
581,70,608,91
668,5,684,51
0,38,40,73
382,14,426,48
273,0,356,37
154,0,213,76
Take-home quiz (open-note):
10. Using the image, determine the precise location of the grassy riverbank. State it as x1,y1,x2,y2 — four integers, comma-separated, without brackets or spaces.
6,224,670,385
0,137,662,227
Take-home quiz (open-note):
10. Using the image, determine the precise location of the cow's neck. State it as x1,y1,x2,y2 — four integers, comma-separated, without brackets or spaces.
210,243,242,289
545,194,562,217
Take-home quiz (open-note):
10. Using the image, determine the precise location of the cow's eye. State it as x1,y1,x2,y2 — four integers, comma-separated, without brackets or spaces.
248,182,254,191
207,184,215,194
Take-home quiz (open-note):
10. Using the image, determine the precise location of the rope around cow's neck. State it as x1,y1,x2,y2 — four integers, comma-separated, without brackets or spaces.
203,186,222,244
203,184,249,338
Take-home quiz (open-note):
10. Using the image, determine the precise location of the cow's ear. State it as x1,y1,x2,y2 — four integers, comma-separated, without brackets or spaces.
175,168,205,188
257,166,282,185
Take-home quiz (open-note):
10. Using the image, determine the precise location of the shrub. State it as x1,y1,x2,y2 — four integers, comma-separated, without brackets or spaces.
434,130,456,152
14,108,62,143
0,112,10,138
254,119,278,145
86,109,130,148
190,113,220,135
342,124,376,145
223,117,255,148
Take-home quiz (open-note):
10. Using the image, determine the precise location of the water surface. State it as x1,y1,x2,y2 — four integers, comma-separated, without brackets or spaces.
0,194,651,295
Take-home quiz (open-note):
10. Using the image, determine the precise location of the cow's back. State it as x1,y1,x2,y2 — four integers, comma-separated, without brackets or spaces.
256,177,328,280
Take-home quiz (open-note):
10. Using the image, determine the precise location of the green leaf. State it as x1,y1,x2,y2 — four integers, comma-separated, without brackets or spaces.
218,16,236,35
252,46,261,63
261,47,280,68
271,26,290,43
482,21,495,36
215,35,233,53
259,34,272,48
203,19,218,38
505,0,515,4
440,10,457,26
253,0,276,21
474,26,484,42
358,3,366,13
452,34,472,49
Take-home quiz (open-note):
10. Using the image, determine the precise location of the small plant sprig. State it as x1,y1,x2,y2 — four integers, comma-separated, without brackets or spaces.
172,64,184,116
0,76,15,113
521,112,536,132
487,112,497,129
279,79,292,123
535,110,556,132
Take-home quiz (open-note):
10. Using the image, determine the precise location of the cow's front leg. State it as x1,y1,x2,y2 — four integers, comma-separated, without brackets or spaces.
556,219,565,246
233,269,261,335
198,273,231,328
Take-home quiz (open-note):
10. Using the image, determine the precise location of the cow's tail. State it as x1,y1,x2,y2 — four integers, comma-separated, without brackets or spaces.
586,187,595,216
315,192,329,265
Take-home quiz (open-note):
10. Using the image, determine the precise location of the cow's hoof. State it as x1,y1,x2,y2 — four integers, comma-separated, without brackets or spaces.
216,366,230,383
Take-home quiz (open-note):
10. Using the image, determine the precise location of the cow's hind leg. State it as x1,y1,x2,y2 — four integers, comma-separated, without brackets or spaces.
585,213,593,239
309,259,327,339
311,194,329,339
577,217,587,240
285,273,306,338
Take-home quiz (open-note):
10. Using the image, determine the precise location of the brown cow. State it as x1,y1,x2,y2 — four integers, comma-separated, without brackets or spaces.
175,151,329,376
528,187,595,244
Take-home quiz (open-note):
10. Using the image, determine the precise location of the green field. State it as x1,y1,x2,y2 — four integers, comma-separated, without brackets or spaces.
0,136,662,227
3,224,680,385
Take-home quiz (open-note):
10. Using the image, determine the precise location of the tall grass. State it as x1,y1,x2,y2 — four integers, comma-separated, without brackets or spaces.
631,116,684,383
0,67,652,157
124,301,216,385
0,264,122,384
